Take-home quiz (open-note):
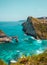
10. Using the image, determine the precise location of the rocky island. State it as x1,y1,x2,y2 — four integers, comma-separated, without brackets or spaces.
0,30,18,43
0,30,12,43
22,16,47,39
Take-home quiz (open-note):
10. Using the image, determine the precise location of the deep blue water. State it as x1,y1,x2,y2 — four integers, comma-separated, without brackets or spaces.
0,21,47,63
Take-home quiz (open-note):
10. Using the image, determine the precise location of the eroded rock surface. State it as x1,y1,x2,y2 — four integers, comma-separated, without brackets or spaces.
22,17,47,39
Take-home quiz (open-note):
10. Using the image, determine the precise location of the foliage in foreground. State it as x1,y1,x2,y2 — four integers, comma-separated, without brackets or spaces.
0,60,7,65
10,50,47,65
0,50,47,65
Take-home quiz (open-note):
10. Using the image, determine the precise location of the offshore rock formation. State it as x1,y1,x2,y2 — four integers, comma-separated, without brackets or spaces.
0,30,18,43
22,16,47,39
0,30,11,43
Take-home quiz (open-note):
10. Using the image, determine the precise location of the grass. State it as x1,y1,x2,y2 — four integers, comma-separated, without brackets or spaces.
0,50,47,65
29,17,47,39
10,50,47,65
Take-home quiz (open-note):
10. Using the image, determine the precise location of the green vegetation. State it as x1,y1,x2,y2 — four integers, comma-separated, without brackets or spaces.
10,50,47,65
11,50,47,65
0,50,47,65
0,60,7,65
31,17,47,39
34,23,47,39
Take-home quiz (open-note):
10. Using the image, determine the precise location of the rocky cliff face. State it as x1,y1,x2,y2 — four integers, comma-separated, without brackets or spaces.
22,17,47,39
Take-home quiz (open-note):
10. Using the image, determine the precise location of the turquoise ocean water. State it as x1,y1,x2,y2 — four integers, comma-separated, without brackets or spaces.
0,21,47,63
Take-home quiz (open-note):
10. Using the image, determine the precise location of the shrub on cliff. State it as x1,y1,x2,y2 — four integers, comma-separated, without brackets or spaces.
10,50,47,65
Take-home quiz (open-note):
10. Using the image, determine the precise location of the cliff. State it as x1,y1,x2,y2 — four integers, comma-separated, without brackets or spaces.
22,17,47,39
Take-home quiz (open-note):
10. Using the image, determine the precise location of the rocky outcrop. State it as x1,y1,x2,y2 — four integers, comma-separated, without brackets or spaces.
0,30,19,43
0,30,11,43
22,17,47,39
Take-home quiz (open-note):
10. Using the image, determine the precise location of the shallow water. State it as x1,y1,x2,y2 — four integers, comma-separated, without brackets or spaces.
0,21,47,63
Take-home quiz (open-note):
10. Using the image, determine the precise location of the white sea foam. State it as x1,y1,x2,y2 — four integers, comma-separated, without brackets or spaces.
17,50,20,53
30,36,36,40
10,59,17,63
37,40,42,43
24,38,28,41
24,34,27,36
36,50,43,54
